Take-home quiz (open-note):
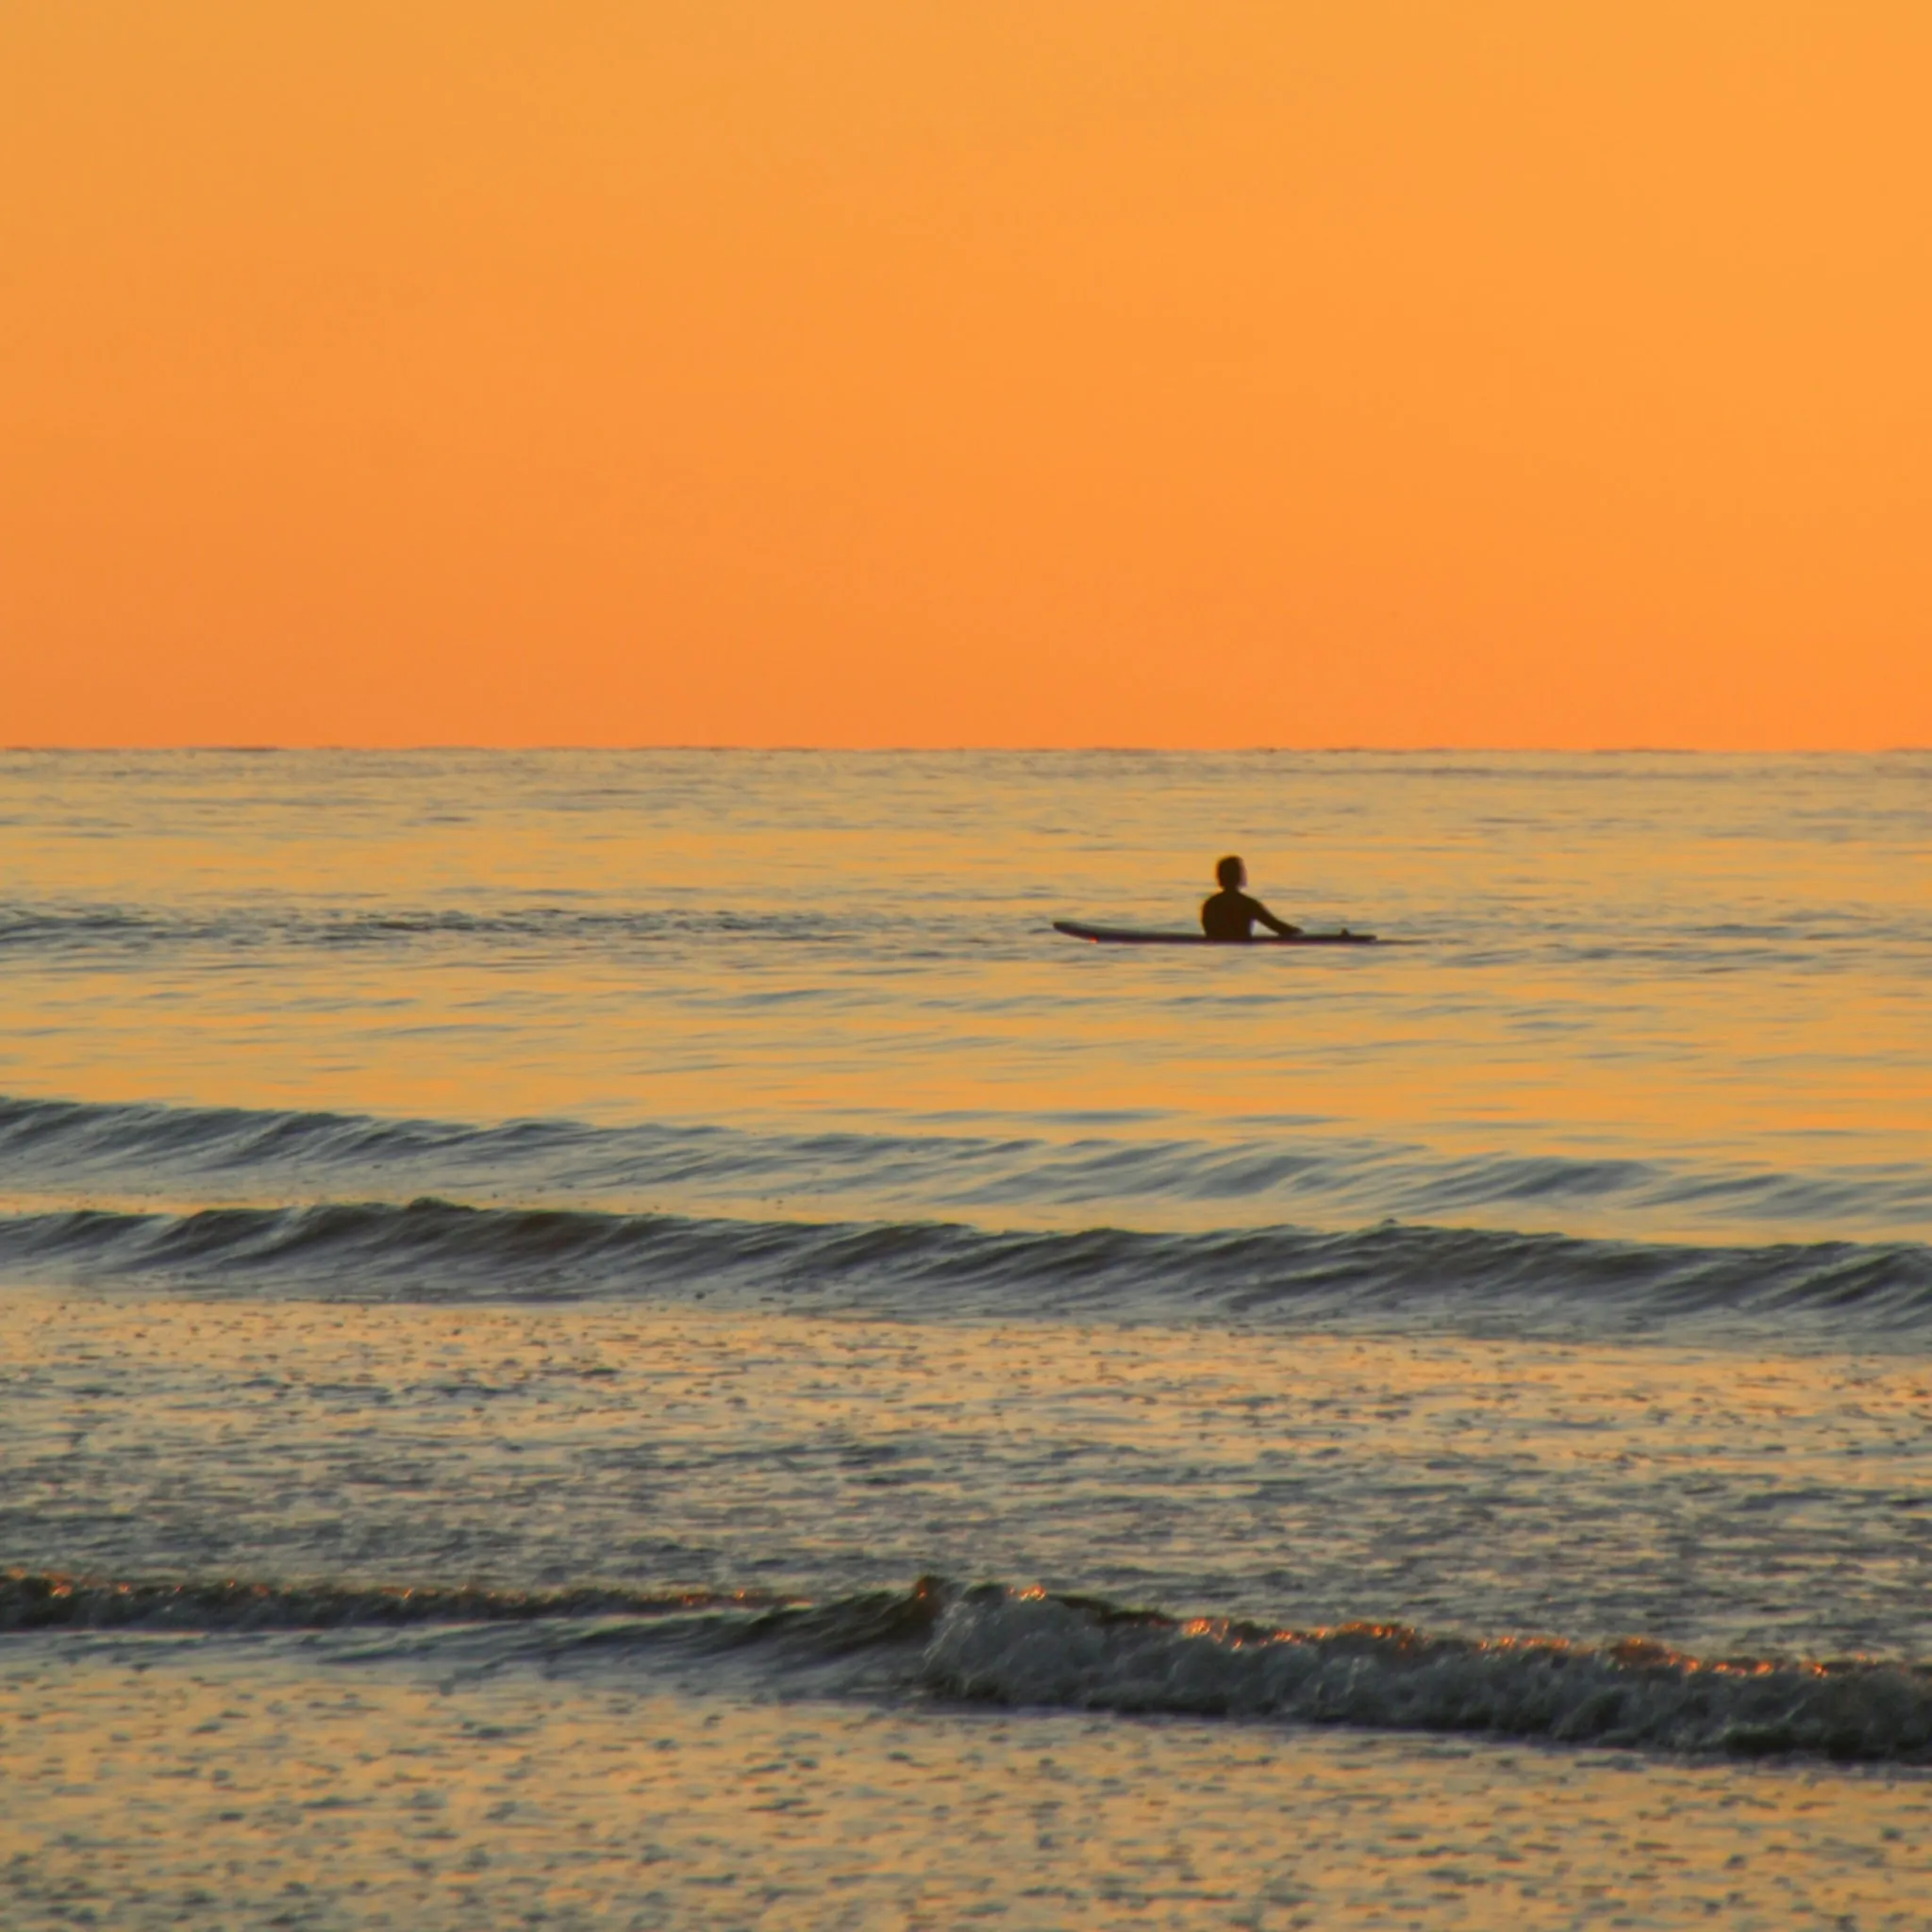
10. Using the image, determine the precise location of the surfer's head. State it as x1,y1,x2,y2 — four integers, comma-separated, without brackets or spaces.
1216,855,1245,890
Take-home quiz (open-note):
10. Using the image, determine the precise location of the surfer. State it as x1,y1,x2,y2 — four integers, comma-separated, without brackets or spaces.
1201,855,1302,941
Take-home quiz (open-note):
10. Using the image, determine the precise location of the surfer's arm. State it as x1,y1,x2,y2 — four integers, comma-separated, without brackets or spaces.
1254,903,1303,937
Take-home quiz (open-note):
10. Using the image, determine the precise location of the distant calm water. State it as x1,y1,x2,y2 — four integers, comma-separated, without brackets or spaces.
4,751,1931,1927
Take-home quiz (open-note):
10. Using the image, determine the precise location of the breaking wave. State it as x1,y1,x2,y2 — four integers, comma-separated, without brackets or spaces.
925,1587,1932,1762
8,1570,1929,1764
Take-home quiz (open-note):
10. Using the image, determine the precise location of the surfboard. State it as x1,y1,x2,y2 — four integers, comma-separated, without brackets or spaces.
1054,920,1380,945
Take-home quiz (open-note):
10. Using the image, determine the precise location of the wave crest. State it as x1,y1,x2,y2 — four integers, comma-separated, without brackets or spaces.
0,1569,784,1633
8,1092,1932,1251
4,1195,1931,1334
925,1588,1932,1761
9,1569,1929,1763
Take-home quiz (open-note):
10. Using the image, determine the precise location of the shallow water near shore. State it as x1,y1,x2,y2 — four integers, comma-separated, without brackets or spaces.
3,750,1930,1924
8,1640,1932,1930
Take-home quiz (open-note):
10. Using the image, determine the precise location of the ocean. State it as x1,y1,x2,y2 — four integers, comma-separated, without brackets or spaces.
3,749,1930,1927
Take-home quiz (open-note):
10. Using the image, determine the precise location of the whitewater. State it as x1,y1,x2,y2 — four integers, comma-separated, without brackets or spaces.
4,749,1931,1926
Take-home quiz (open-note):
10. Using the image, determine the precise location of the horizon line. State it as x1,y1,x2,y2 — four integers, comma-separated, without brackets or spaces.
6,743,1931,758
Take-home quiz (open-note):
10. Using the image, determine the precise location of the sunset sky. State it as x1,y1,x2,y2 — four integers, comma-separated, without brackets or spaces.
5,2,1929,747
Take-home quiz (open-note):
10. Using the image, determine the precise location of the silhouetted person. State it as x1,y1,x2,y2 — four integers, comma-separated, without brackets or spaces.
1201,855,1301,941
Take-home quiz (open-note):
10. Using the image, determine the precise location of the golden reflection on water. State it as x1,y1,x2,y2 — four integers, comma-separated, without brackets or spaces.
12,946,1932,1152
3,751,1930,1240
8,1291,1930,1658
2,1645,1928,1929
9,756,1932,1923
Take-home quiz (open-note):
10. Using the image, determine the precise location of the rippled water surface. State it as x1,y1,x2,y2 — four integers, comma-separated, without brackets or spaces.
5,749,1930,1239
3,751,1930,1926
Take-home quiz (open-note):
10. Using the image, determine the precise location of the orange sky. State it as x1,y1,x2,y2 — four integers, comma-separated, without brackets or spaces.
4,2,1929,747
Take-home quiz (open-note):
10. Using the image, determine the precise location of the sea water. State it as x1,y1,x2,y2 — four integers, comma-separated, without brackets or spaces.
2,750,1930,1927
